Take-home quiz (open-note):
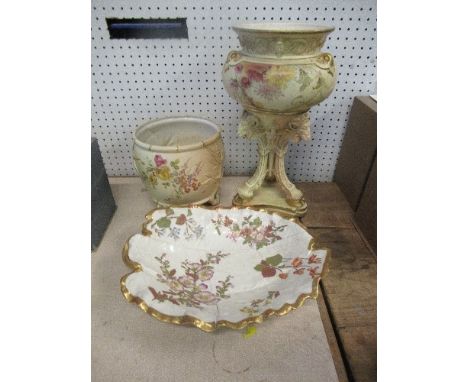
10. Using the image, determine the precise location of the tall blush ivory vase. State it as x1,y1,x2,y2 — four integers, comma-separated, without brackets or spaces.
222,23,337,217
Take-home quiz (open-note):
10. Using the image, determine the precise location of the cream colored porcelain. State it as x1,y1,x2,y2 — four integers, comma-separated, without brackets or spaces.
133,117,224,206
222,23,337,217
121,207,329,332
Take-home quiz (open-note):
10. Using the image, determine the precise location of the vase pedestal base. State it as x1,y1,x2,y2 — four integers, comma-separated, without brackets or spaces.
232,181,307,218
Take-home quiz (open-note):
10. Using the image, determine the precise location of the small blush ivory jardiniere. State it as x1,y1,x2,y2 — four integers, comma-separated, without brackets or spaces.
133,117,224,207
121,206,330,332
222,23,337,217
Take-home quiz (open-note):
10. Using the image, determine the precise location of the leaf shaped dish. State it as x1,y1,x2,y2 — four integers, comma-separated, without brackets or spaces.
121,206,330,332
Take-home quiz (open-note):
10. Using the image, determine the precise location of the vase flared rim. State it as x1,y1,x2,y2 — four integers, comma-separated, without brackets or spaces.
232,23,334,34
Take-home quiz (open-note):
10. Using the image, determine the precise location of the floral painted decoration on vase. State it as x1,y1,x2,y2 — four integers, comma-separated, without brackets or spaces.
150,208,204,240
149,251,234,309
211,213,286,249
134,154,202,199
240,290,280,317
227,62,320,103
254,253,322,280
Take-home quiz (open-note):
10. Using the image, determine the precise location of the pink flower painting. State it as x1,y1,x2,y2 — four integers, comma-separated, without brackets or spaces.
148,251,234,309
212,214,286,249
154,154,167,167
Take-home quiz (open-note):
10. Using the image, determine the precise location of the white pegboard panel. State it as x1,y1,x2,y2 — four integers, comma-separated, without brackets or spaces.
91,0,376,181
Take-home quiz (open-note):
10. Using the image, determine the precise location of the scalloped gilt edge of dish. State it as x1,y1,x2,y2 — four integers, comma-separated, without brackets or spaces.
120,205,331,332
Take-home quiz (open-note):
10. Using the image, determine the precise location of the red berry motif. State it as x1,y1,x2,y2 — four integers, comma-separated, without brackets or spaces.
308,254,320,264
261,266,276,278
176,214,187,225
292,257,303,268
279,273,288,280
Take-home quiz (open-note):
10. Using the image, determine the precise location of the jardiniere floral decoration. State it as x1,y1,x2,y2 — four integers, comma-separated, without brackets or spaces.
133,117,224,207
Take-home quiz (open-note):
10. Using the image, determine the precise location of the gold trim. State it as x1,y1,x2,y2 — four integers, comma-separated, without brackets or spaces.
120,205,331,332
232,193,307,218
285,198,304,207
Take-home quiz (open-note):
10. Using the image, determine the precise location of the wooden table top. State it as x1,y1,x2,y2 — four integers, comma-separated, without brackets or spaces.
298,182,377,382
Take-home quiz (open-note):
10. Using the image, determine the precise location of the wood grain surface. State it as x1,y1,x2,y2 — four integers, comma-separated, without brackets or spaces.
300,182,377,382
297,182,355,229
354,158,377,254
